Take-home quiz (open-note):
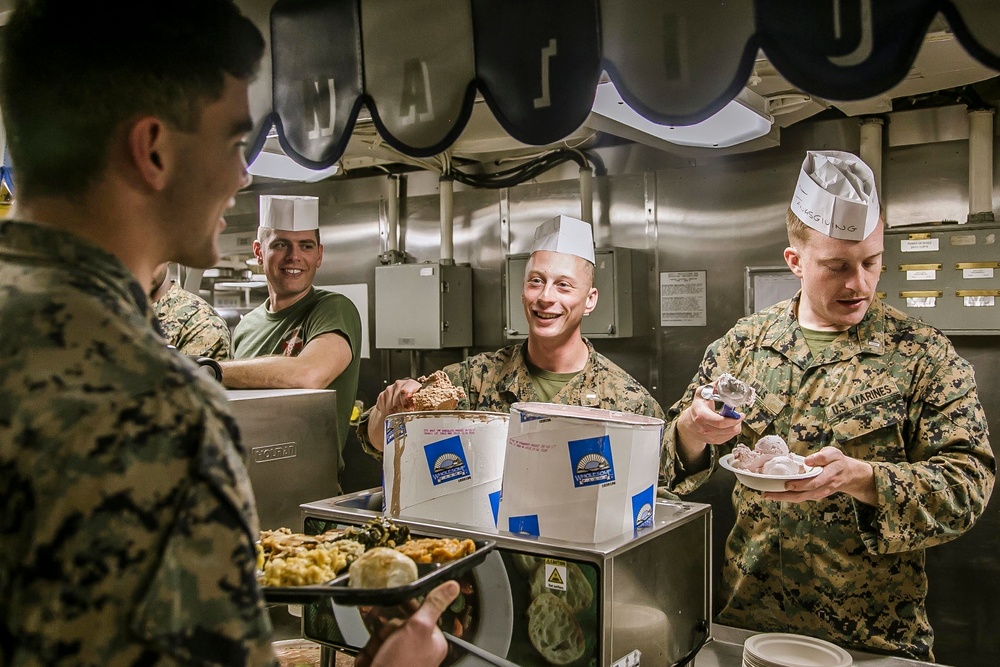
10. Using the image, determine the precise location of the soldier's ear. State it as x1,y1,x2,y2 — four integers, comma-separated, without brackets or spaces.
128,116,170,191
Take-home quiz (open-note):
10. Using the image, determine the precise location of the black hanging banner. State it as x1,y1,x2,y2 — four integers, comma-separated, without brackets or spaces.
472,0,601,147
360,0,478,157
270,0,364,168
600,0,758,125
758,0,939,101
942,0,1000,72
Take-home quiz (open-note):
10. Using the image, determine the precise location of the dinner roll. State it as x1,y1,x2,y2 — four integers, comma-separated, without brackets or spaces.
348,547,418,589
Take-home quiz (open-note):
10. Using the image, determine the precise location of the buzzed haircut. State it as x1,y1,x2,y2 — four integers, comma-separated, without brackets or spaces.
0,0,265,199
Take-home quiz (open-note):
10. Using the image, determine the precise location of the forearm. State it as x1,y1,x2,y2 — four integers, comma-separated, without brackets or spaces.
220,356,328,389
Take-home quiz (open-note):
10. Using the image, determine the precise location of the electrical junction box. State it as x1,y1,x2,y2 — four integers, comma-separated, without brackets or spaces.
375,262,473,349
880,222,1000,335
505,247,641,339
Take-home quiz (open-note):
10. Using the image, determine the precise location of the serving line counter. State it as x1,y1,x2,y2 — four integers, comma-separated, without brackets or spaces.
300,488,711,667
288,489,952,667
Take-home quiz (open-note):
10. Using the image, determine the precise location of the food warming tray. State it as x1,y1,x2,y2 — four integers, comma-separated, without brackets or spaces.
262,539,496,606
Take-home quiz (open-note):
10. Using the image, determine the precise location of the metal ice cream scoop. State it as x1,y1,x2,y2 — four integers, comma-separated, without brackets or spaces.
699,373,755,418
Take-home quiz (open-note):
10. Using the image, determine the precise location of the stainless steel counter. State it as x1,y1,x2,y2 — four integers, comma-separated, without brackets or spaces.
697,625,944,667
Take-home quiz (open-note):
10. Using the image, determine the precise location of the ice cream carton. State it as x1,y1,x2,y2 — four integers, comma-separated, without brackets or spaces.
383,410,508,531
497,402,663,543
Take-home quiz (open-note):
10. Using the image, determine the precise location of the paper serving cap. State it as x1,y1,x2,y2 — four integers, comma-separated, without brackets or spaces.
790,150,880,241
530,215,595,264
259,195,319,231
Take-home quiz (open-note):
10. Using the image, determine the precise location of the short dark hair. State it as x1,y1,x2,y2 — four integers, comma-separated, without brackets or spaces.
0,0,264,198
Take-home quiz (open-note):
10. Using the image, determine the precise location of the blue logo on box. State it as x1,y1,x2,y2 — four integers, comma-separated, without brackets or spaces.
631,484,655,530
568,435,615,487
489,489,501,527
518,410,547,423
423,435,471,486
508,514,540,536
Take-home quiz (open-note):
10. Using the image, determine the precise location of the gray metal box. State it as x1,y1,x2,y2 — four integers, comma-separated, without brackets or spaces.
374,262,473,349
505,247,641,339
300,489,711,667
881,222,1000,335
226,389,340,531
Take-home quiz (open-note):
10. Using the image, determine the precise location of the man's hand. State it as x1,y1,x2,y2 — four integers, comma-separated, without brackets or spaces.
675,383,744,470
355,580,460,667
763,446,877,505
367,378,422,451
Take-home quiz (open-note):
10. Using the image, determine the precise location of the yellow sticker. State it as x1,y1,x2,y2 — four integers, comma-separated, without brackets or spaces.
544,558,567,592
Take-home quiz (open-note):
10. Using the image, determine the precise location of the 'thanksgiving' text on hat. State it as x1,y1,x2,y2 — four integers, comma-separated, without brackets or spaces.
259,195,319,231
790,151,880,241
530,215,595,264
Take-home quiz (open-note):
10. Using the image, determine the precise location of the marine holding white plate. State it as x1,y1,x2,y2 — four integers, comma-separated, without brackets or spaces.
663,150,995,660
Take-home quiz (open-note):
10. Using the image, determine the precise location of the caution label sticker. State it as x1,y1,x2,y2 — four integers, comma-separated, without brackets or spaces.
543,558,567,592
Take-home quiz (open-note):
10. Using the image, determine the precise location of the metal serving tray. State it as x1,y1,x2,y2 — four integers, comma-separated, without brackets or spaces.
262,539,495,606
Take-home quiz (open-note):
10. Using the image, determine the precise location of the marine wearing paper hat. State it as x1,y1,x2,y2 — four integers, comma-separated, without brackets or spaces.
259,194,319,231
530,214,596,264
790,150,880,241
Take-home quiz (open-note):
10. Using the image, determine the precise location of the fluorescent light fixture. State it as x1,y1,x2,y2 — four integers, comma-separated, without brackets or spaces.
591,82,773,148
248,150,340,183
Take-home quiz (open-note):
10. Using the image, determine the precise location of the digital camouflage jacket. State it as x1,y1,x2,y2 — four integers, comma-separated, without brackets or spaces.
0,221,276,666
664,294,995,660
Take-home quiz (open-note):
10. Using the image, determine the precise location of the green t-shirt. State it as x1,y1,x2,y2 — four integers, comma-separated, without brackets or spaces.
232,288,362,459
525,359,579,403
800,326,842,357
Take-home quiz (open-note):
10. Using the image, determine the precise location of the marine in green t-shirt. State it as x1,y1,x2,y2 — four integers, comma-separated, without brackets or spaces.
220,197,362,466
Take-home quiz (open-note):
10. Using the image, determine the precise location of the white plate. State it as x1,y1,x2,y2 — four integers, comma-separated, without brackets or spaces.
332,550,513,665
719,453,823,492
744,633,852,667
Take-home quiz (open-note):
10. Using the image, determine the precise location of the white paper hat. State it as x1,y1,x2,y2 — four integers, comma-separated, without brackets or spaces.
530,215,595,264
790,151,880,241
259,195,319,231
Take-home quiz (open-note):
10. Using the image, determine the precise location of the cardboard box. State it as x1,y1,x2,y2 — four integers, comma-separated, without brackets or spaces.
383,411,508,530
498,402,663,543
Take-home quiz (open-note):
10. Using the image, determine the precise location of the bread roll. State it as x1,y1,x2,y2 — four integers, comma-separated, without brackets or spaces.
348,547,419,589
527,593,586,665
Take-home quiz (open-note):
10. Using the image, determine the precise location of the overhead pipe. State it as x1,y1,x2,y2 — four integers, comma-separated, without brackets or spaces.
859,116,884,202
968,108,995,223
440,175,454,264
579,165,593,225
381,175,402,263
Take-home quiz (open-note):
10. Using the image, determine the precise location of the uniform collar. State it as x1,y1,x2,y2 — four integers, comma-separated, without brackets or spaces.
761,292,887,366
0,219,153,324
497,339,600,402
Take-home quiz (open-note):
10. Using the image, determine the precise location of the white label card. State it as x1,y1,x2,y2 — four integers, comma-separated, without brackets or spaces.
906,297,937,309
963,268,994,279
905,270,936,281
964,296,995,307
901,239,940,253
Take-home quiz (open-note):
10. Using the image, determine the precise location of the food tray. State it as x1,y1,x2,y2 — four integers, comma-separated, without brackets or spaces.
262,539,496,606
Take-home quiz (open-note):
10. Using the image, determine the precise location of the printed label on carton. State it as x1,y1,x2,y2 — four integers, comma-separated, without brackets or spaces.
422,435,471,486
568,435,615,487
631,485,655,531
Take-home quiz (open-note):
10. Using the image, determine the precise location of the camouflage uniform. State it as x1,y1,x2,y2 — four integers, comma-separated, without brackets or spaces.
0,221,276,666
359,340,698,493
153,281,232,359
664,294,995,660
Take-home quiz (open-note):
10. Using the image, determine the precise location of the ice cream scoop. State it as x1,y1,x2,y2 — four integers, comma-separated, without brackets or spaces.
700,373,756,418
